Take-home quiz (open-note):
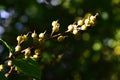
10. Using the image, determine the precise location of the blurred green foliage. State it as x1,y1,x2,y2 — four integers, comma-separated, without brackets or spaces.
0,0,120,80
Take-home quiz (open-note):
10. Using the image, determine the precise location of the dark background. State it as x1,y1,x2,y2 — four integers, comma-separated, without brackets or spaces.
0,0,120,80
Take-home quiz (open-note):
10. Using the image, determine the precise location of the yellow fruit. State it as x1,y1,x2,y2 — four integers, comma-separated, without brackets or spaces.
68,25,74,32
52,20,59,27
7,60,13,66
52,20,60,33
57,36,65,42
22,34,28,41
84,19,90,26
15,45,21,52
17,36,23,44
73,24,77,29
39,33,45,39
90,15,96,22
77,20,83,26
81,25,87,30
52,26,59,33
31,32,37,38
34,49,41,55
33,54,39,60
0,64,4,71
73,29,78,35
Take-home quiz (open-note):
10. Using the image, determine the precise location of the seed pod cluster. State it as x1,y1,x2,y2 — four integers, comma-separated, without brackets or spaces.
32,49,41,60
51,20,60,35
67,13,98,36
0,13,98,78
15,31,46,60
14,13,98,60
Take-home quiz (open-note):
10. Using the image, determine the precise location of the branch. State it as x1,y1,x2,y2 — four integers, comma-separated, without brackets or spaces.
5,65,15,77
45,30,69,41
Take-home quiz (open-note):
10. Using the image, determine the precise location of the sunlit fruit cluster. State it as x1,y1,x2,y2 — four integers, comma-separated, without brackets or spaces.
0,13,98,77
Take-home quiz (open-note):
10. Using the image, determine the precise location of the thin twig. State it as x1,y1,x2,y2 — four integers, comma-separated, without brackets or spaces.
5,65,15,77
46,30,69,41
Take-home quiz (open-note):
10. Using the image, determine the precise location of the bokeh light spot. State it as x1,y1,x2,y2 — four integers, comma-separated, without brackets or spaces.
15,22,24,31
101,12,109,20
0,10,10,19
92,41,102,51
50,0,61,6
115,29,120,40
114,46,120,55
107,39,117,48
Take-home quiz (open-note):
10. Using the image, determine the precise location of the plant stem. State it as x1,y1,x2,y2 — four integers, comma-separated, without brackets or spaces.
46,30,69,41
5,65,15,77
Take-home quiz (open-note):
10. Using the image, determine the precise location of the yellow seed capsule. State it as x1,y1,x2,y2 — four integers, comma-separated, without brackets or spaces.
15,45,21,52
77,20,83,26
39,32,45,39
52,20,59,27
31,32,37,38
22,34,28,41
34,49,41,55
52,25,59,33
33,54,39,60
73,29,78,35
84,19,90,26
68,25,74,32
73,24,77,29
7,60,13,66
57,36,65,42
52,20,60,33
81,25,87,30
0,64,4,71
90,15,96,22
17,36,23,44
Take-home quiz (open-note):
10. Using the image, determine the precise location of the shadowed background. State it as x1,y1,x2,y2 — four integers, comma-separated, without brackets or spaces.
0,0,120,80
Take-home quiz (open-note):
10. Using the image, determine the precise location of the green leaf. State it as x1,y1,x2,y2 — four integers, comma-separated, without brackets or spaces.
0,39,14,53
13,58,41,79
0,71,7,80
